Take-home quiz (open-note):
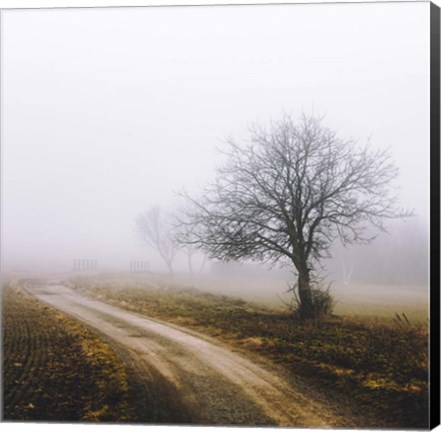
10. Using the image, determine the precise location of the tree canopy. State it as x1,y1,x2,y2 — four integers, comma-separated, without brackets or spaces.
179,114,410,318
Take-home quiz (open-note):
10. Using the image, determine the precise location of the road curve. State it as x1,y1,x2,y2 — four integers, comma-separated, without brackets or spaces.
23,279,341,427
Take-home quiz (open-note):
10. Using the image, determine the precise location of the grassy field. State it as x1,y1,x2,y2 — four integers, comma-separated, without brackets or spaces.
68,273,429,429
2,279,138,422
108,272,428,322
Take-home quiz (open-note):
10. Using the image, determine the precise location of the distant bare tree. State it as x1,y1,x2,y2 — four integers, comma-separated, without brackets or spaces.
180,243,196,273
136,206,178,274
179,114,411,319
339,252,353,286
174,227,208,274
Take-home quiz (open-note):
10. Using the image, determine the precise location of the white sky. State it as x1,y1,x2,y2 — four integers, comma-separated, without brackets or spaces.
1,2,430,272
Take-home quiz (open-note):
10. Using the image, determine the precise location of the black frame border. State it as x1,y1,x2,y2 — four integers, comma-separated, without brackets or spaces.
430,2,440,429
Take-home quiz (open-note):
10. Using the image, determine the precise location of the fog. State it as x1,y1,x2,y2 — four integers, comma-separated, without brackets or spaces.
1,3,430,293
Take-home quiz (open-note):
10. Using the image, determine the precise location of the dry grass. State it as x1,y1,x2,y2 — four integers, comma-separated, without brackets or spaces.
69,274,429,429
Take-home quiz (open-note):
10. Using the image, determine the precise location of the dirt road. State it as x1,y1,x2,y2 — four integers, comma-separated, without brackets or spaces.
23,279,344,427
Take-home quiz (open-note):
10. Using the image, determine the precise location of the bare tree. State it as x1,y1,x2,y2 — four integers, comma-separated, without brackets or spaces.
174,229,208,274
179,114,410,319
136,206,178,274
180,243,196,273
339,251,353,286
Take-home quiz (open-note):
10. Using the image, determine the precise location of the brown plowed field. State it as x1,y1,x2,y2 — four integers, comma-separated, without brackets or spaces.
2,280,136,422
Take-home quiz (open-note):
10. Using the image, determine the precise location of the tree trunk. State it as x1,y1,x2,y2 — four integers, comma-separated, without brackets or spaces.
165,259,174,274
297,266,314,319
199,255,207,273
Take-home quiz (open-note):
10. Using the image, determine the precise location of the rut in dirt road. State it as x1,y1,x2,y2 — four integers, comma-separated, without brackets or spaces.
24,280,342,427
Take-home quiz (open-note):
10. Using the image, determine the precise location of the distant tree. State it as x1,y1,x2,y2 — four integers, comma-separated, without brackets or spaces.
174,228,208,274
136,206,178,274
179,114,410,319
180,243,196,274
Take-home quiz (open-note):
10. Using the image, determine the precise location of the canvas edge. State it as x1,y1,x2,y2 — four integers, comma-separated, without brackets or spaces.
430,1,441,430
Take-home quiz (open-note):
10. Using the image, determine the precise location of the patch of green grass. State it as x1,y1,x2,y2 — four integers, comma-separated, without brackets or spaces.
69,275,429,429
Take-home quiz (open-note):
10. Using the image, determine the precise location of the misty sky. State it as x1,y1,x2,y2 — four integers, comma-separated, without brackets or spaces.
1,2,430,273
